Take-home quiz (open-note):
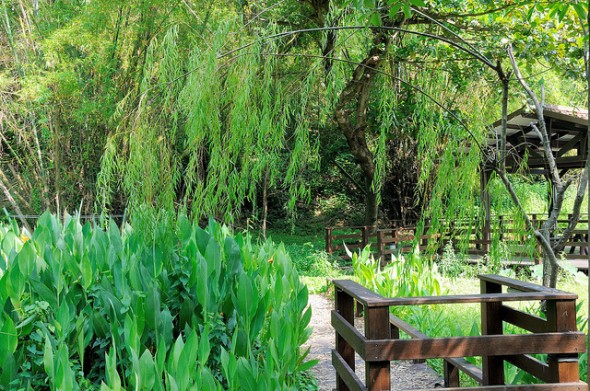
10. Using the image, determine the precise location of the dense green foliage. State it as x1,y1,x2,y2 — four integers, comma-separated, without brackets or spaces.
1,1,586,230
0,213,314,390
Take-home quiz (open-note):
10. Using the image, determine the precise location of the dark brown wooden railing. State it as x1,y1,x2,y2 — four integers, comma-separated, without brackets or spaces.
326,215,589,263
333,275,587,391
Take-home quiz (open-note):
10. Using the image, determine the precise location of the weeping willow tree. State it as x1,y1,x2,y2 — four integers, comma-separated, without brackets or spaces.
96,19,322,223
316,0,588,289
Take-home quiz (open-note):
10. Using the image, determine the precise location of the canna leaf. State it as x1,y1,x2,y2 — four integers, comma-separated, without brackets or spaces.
139,349,156,390
158,308,174,347
43,334,54,380
81,255,93,290
0,315,17,363
16,241,35,277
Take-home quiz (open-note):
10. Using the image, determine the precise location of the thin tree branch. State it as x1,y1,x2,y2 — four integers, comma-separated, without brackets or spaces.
252,51,485,153
0,175,31,231
553,165,589,251
508,45,562,189
410,7,493,66
218,26,498,70
333,159,367,196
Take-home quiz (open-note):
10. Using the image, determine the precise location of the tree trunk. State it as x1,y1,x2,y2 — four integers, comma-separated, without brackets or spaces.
334,31,389,227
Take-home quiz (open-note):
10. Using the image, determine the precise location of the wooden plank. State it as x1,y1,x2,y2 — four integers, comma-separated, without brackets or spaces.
333,233,364,240
478,275,575,296
334,279,577,307
562,242,588,247
390,314,483,384
380,292,574,306
336,287,356,391
333,280,388,308
482,279,504,385
499,305,548,333
564,254,588,260
409,382,588,391
361,333,586,362
332,350,368,391
389,314,427,339
446,357,483,384
332,310,366,357
505,354,552,383
546,300,580,383
444,360,460,387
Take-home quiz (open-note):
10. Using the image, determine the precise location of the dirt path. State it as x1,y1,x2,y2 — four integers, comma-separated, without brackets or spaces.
305,294,444,390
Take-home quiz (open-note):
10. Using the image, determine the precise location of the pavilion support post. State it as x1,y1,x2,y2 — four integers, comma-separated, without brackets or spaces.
480,166,492,255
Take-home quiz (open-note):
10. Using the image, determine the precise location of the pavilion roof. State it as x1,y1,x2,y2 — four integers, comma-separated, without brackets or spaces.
487,104,589,174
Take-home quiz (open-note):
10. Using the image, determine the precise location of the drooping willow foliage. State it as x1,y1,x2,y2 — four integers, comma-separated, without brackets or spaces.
410,67,487,248
96,21,321,222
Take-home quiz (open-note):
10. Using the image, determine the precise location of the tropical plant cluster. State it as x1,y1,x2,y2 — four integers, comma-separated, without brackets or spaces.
0,213,314,390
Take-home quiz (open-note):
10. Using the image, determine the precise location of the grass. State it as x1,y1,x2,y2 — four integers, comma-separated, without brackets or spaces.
255,229,352,293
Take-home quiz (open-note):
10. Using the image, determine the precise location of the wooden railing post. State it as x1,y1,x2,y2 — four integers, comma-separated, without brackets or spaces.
481,279,504,385
326,227,333,255
362,226,369,250
444,360,460,387
545,299,580,383
377,230,385,261
365,305,391,391
335,287,355,391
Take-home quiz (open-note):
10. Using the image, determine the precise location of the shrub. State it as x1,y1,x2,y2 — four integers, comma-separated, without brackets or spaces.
0,212,314,390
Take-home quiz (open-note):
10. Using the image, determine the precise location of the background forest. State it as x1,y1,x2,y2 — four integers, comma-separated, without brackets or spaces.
0,0,588,233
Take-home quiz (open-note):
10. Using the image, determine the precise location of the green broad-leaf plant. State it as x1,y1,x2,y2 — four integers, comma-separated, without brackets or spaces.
0,212,315,390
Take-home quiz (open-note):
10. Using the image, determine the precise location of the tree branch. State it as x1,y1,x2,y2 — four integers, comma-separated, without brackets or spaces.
333,159,367,196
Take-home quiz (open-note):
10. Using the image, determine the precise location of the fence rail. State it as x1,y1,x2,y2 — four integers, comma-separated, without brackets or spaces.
326,215,589,262
333,275,587,391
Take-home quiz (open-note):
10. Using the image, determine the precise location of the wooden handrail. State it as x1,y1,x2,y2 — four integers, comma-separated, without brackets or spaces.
332,275,587,391
333,279,577,308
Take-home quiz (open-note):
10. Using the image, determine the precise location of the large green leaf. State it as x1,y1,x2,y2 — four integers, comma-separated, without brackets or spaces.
0,316,17,362
139,349,156,390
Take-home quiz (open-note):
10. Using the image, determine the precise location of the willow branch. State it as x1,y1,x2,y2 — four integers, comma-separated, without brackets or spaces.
253,51,485,154
496,169,559,277
415,2,532,19
410,7,493,66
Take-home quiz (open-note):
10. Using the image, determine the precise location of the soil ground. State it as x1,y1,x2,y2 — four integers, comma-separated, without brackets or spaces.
305,294,444,390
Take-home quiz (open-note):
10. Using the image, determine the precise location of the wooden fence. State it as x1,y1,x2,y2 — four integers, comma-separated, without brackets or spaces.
332,274,587,391
326,215,589,262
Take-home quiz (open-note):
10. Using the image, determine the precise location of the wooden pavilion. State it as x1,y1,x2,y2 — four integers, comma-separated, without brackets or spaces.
486,104,589,173
480,104,589,266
